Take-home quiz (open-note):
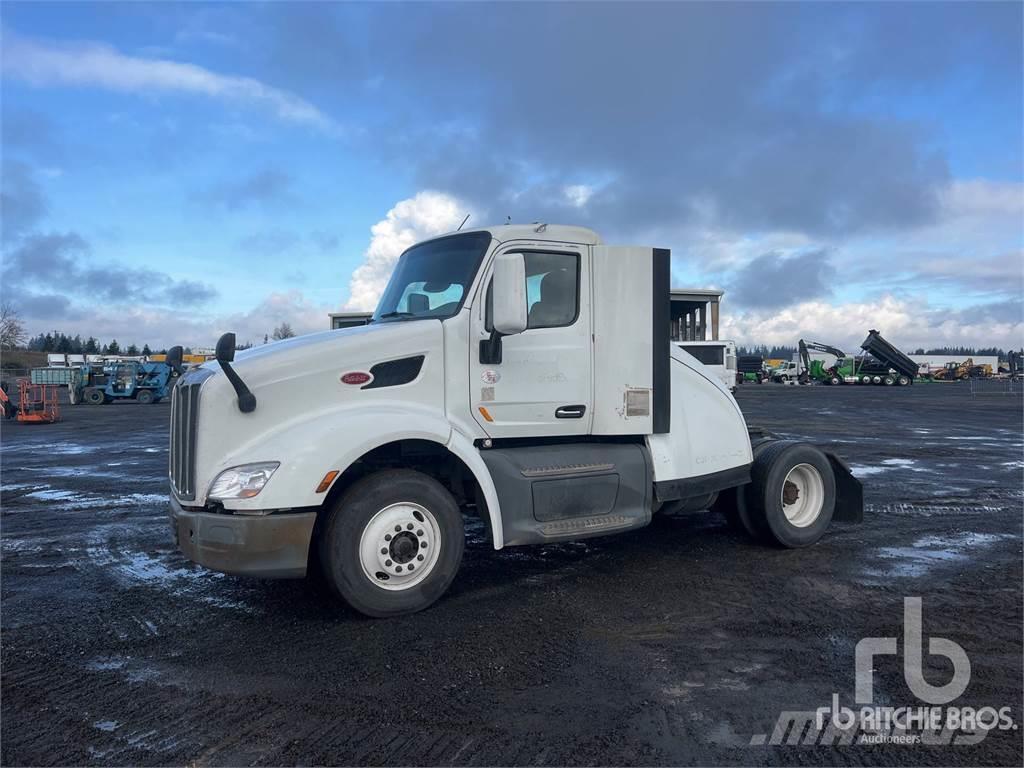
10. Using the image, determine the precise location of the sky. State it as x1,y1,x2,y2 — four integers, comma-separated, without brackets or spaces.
1,1,1021,351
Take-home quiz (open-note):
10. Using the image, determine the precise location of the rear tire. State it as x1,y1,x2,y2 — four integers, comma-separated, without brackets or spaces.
85,388,105,405
136,390,154,404
318,469,464,618
883,376,895,386
897,375,910,386
746,441,836,548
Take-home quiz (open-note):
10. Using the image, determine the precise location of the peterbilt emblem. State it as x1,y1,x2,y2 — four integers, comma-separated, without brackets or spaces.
481,369,501,384
341,371,373,386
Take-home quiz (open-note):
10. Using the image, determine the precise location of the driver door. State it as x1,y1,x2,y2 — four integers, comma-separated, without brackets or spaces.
469,243,593,438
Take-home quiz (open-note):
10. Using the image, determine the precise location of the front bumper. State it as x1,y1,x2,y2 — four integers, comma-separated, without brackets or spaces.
169,495,317,579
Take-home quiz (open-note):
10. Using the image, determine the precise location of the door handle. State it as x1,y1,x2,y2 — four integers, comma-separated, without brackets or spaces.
555,404,586,419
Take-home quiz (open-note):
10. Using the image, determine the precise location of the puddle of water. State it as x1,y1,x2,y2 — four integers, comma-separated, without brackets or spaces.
93,720,120,732
85,656,129,671
24,489,79,502
850,465,889,477
863,532,1012,579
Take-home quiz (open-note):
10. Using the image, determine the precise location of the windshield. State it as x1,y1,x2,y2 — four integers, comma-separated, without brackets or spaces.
374,232,492,322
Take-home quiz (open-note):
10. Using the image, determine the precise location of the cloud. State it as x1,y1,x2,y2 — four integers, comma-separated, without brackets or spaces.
729,249,836,309
5,231,217,308
206,169,294,210
344,191,477,311
722,294,1024,352
288,2,1015,239
1,28,335,132
15,289,332,351
1,160,48,241
1,110,63,163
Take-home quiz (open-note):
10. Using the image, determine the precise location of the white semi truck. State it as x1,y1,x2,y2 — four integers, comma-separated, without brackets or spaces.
167,224,862,617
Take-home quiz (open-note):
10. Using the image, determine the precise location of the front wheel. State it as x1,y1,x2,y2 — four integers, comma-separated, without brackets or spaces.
318,469,464,617
84,388,105,405
136,389,154,404
746,441,836,548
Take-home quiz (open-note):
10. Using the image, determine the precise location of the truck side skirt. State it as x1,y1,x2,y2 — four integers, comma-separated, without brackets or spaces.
480,442,653,546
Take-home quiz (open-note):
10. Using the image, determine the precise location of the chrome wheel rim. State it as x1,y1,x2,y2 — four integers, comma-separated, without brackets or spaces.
359,502,441,591
781,463,824,528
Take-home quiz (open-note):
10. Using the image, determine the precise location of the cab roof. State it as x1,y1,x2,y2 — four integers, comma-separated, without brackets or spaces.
426,223,603,247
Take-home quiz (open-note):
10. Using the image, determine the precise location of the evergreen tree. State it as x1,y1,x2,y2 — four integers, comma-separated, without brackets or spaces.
142,344,152,356
84,337,99,354
125,343,140,356
107,339,121,355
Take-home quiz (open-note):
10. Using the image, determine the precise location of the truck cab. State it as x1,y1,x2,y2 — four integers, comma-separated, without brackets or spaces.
168,224,862,617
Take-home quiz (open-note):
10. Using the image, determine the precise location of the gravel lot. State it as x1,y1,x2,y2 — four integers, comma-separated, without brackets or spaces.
2,383,1022,766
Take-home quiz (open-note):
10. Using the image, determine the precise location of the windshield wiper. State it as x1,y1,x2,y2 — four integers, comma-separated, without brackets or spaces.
375,311,416,321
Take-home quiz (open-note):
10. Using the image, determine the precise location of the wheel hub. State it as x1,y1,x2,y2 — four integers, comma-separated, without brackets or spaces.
780,463,825,528
782,481,800,505
390,532,419,564
358,502,440,591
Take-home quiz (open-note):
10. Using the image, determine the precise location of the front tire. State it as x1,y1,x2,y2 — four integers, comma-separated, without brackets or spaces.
136,390,154,404
318,469,465,618
85,388,105,405
746,441,836,548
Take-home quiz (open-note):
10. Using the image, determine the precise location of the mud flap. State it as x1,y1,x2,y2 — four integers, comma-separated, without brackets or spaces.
825,451,863,523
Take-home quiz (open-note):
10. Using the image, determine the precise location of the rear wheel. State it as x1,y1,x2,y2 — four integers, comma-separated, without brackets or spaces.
85,388,105,405
883,376,895,386
318,469,464,617
136,390,155,404
897,375,910,386
745,441,836,548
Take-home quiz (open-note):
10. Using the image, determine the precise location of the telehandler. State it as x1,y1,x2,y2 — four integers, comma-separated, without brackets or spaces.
168,224,862,617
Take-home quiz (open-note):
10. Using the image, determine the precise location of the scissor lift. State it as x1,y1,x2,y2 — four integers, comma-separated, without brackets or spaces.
15,380,61,424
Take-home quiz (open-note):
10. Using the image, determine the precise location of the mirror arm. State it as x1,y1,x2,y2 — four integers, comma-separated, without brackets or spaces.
218,360,257,413
214,331,256,413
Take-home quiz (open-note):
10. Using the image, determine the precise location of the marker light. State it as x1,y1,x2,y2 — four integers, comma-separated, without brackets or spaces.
316,470,339,493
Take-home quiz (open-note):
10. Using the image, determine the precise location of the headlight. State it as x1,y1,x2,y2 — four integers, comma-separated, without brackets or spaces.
208,462,280,500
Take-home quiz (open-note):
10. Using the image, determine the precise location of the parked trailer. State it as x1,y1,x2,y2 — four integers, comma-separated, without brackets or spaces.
860,330,916,386
168,224,863,618
31,366,91,404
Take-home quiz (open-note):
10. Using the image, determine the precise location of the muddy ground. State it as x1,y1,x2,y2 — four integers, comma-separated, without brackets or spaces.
2,382,1022,766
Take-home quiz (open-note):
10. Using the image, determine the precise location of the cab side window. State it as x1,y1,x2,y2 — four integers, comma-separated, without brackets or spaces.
525,252,579,329
485,251,580,331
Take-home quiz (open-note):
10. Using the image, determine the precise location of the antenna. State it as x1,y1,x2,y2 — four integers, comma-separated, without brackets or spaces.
456,214,470,231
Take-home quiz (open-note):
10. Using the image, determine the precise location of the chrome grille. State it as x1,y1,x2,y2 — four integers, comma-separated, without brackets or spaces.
169,369,212,500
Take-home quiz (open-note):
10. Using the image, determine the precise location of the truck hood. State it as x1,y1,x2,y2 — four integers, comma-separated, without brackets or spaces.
199,320,436,389
175,320,446,506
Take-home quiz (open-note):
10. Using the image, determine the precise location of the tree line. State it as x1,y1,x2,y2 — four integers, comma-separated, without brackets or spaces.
26,332,158,357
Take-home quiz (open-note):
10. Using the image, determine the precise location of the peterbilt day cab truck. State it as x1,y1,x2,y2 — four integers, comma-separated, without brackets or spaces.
168,224,862,617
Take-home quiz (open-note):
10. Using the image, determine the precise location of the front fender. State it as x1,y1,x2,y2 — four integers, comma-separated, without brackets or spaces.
217,404,506,549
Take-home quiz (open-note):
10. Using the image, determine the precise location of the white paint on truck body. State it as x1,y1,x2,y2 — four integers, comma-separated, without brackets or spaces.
172,224,753,551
